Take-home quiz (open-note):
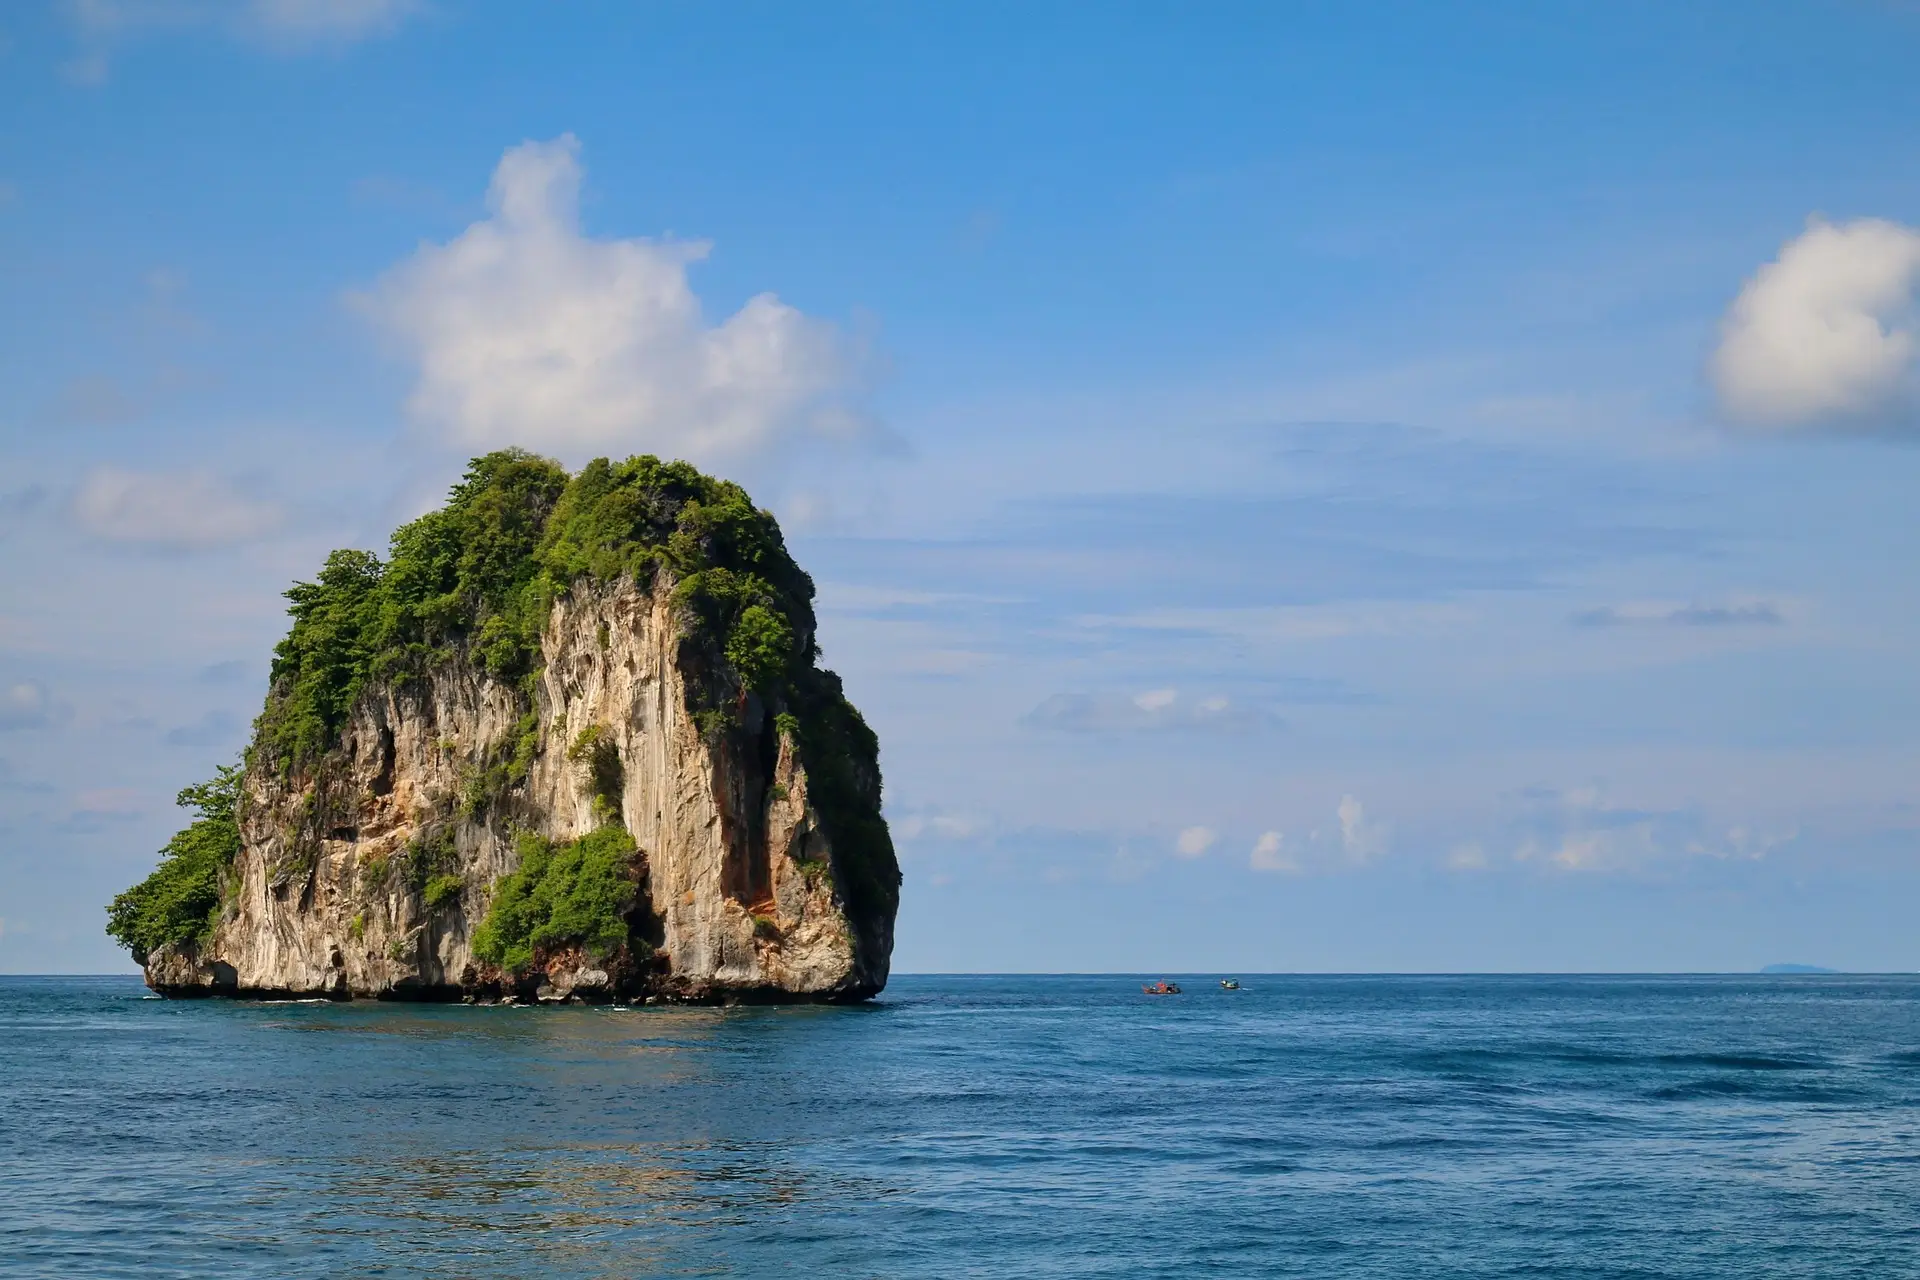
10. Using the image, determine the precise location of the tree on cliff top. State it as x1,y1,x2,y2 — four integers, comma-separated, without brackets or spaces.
105,764,244,965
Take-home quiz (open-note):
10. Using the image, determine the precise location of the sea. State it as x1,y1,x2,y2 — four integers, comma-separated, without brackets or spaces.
3,973,1917,1277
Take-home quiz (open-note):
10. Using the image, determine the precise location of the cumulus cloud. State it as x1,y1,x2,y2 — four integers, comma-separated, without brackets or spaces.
361,134,870,462
74,467,283,548
1713,217,1920,429
1571,599,1785,628
1245,799,1387,875
1249,830,1297,873
1023,688,1280,734
1174,826,1217,859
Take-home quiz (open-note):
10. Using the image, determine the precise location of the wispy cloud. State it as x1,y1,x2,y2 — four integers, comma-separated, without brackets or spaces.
1510,786,1795,873
163,708,242,748
1570,599,1786,628
0,485,47,540
1023,688,1280,734
63,0,421,82
890,808,988,843
51,375,145,427
0,682,65,732
73,467,283,549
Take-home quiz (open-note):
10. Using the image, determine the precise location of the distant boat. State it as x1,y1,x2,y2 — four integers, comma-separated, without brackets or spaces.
1219,978,1240,990
1142,980,1182,995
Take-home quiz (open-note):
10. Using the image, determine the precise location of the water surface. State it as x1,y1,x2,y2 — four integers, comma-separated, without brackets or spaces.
5,974,1918,1276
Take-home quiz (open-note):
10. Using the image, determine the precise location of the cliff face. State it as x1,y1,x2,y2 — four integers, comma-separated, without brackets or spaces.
134,452,898,1003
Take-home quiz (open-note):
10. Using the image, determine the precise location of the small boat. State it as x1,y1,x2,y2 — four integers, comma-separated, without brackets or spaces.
1141,980,1182,995
1220,978,1240,990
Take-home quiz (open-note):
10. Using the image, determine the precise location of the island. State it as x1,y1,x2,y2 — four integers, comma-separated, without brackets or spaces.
106,451,900,1003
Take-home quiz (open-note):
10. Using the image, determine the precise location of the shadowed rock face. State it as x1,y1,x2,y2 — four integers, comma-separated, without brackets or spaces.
146,578,895,1004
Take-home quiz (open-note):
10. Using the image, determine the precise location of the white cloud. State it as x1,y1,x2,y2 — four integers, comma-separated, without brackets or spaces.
74,467,283,548
1446,843,1489,872
1510,786,1793,873
1023,688,1280,734
1571,599,1786,629
891,809,985,842
242,0,420,45
1174,826,1217,858
1337,794,1387,863
1249,830,1298,873
65,0,417,49
1713,217,1920,429
0,682,59,732
361,134,869,463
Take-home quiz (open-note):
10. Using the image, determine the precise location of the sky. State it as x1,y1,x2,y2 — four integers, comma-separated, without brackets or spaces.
4,1,1920,974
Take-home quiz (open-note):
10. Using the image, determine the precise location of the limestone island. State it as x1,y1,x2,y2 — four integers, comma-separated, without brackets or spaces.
107,451,900,1004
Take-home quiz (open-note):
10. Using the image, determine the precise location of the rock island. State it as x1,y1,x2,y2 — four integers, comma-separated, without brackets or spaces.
107,451,900,1003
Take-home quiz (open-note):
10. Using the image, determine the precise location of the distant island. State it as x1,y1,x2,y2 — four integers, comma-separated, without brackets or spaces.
1760,963,1839,975
107,451,900,1004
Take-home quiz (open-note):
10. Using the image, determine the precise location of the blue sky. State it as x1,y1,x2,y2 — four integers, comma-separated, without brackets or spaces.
4,1,1920,973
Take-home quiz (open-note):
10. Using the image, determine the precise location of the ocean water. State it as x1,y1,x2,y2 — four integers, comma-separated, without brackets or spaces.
3,974,1918,1277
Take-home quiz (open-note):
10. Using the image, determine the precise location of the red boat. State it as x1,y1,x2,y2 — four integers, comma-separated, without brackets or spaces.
1141,980,1182,995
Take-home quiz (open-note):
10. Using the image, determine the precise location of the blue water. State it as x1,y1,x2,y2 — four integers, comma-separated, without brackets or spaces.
4,974,1918,1277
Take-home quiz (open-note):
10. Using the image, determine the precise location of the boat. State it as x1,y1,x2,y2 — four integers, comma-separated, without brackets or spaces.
1141,980,1182,995
1220,978,1240,990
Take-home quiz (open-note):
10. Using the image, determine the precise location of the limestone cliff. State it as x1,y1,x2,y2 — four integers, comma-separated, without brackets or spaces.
121,452,899,1003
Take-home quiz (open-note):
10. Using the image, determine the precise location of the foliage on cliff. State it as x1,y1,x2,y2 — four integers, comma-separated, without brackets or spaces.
254,450,820,774
470,828,642,974
105,765,243,965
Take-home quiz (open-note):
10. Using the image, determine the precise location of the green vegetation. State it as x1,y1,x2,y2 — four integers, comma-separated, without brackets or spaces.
403,828,456,896
359,850,391,887
567,725,624,824
777,675,898,923
105,764,243,965
423,874,464,911
470,828,642,974
348,912,366,942
256,449,570,775
461,710,542,819
255,450,818,773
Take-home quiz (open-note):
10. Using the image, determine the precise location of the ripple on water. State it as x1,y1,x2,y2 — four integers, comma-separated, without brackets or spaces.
4,973,1920,1278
